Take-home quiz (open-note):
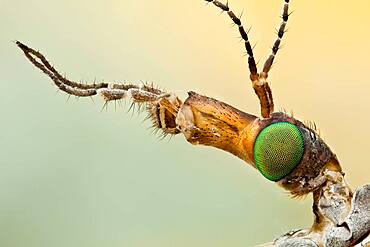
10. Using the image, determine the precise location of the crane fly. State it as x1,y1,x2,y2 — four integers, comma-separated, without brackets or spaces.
16,0,369,246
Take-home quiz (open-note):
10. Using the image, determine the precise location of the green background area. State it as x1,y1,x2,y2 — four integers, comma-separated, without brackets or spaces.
1,0,369,246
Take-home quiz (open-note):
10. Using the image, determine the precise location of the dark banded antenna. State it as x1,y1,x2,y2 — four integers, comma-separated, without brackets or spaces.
204,0,258,81
203,0,291,118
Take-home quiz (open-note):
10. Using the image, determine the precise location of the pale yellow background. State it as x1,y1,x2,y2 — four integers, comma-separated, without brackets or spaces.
1,0,369,246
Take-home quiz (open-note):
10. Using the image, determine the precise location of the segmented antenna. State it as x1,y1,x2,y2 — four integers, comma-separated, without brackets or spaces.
204,0,258,81
261,0,290,79
203,0,291,118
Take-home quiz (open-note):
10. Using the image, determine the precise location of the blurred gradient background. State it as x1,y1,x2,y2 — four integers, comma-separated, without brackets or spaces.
1,0,370,246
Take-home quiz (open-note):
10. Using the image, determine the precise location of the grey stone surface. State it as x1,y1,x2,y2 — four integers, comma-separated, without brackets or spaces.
260,184,370,247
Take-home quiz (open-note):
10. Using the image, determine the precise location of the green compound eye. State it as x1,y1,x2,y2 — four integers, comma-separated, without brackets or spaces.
253,122,304,181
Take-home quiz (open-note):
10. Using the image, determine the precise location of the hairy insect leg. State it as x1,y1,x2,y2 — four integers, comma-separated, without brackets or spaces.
16,41,109,92
99,87,183,135
148,95,183,135
16,41,184,135
16,41,164,99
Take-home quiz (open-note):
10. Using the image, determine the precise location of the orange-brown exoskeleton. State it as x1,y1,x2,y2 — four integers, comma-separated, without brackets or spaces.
16,0,344,199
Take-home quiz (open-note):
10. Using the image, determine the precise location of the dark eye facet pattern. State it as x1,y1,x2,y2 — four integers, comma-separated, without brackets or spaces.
254,122,305,181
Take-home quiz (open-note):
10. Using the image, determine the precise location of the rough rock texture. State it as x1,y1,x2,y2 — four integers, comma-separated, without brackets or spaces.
260,183,370,247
